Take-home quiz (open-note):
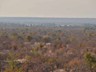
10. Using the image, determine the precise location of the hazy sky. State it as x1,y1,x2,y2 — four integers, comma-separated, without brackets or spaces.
0,0,96,18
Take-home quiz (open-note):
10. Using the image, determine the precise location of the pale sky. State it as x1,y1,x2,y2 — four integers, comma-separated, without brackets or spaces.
0,0,96,18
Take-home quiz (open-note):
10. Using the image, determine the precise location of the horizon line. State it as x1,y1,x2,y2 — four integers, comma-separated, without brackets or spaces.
0,17,96,19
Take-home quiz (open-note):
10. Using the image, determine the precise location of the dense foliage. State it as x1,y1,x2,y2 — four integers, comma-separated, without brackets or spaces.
0,24,96,72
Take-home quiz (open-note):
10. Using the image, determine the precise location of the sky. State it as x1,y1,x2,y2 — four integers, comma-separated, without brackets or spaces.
0,0,96,18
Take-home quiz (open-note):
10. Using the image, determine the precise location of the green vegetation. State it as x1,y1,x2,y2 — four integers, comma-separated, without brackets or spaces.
84,52,96,72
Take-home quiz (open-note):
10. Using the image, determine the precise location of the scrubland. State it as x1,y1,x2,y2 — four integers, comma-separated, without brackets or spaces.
0,24,96,72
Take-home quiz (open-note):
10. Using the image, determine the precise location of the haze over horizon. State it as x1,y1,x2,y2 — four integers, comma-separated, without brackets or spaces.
0,0,96,18
0,17,96,25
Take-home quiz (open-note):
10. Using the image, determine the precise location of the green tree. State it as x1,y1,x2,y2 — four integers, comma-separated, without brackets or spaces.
26,35,32,42
84,52,96,72
4,52,23,72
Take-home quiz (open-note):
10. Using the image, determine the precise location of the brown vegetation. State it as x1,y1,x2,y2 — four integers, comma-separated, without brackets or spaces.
0,25,96,72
